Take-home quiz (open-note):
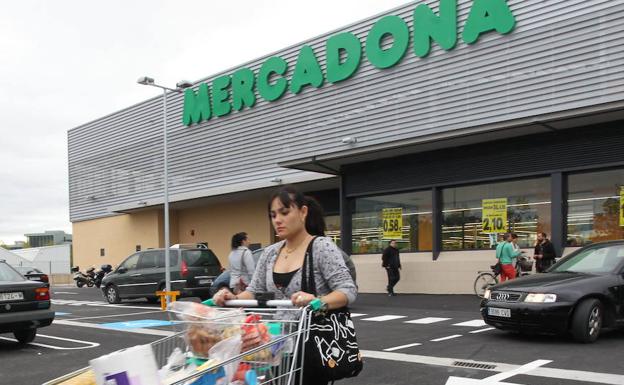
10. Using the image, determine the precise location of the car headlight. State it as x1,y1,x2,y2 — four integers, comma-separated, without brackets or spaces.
483,289,491,300
524,293,557,303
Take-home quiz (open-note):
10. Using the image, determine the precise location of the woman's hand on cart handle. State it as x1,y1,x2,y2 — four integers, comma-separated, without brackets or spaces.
291,291,315,307
212,287,237,306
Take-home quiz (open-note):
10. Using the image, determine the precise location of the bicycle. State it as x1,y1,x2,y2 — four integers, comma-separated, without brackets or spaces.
473,265,499,298
474,255,534,298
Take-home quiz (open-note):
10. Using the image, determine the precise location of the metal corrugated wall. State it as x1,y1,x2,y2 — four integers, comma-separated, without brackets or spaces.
343,122,624,196
69,0,624,222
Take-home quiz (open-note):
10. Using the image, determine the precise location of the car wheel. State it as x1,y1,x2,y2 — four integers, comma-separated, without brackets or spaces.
571,298,603,343
14,329,36,344
105,285,121,304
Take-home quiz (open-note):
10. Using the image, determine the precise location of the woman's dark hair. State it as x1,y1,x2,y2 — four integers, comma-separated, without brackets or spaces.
269,186,326,236
231,232,248,249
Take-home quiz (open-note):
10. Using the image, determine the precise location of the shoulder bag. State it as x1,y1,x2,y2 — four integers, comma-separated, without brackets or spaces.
301,237,363,382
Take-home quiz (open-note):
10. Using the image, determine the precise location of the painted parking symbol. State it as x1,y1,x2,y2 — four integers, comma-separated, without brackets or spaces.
101,319,176,330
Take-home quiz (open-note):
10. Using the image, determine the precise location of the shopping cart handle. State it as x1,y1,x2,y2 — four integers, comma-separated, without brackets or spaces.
202,299,296,307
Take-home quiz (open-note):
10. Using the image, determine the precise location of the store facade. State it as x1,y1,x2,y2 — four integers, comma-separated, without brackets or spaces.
69,0,624,293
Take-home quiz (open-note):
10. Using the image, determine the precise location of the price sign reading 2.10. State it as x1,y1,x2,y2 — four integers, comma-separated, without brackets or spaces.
382,208,403,239
482,198,508,234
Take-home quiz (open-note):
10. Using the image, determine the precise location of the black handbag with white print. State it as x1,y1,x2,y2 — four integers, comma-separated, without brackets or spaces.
301,238,363,382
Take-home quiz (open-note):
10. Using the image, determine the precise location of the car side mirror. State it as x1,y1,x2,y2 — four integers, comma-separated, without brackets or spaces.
118,267,127,274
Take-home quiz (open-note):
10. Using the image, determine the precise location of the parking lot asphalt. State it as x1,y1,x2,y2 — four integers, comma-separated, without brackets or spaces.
1,287,623,385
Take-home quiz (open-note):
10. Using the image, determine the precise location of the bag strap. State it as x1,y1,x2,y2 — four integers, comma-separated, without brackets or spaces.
301,236,318,295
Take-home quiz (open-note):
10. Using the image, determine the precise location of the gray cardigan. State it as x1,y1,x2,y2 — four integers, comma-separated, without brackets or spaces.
247,237,357,305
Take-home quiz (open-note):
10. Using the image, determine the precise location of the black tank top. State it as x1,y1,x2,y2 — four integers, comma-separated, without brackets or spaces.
273,269,300,289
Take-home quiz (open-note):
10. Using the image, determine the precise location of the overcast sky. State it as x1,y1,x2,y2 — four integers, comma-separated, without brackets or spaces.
0,0,408,244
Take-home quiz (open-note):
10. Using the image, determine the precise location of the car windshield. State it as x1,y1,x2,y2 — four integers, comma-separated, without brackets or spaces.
183,250,220,267
0,263,27,282
551,244,624,274
15,266,42,274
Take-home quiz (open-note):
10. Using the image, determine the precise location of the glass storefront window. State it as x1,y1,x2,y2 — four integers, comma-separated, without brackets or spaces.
442,178,551,250
325,215,341,247
352,191,432,254
567,168,624,247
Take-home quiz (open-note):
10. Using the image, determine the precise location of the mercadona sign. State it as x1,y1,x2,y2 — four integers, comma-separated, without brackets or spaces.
182,0,516,126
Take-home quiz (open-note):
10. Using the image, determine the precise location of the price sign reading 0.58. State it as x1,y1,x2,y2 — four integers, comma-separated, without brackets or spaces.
382,208,403,239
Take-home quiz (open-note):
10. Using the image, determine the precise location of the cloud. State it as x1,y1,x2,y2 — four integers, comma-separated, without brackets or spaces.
0,0,406,243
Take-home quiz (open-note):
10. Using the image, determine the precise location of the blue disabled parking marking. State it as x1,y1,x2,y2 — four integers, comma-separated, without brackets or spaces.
101,319,176,330
55,312,71,316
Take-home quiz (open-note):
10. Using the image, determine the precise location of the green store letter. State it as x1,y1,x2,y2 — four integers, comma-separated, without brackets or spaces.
462,0,516,44
258,56,288,102
365,15,410,69
413,0,457,57
326,32,362,83
231,68,256,111
182,83,211,126
212,75,232,117
290,45,324,94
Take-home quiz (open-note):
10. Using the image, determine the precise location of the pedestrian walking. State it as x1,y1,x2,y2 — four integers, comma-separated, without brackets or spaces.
227,232,256,294
534,232,557,273
213,185,357,385
496,233,522,282
382,240,401,296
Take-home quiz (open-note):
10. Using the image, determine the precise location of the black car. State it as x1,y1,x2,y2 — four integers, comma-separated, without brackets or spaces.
13,266,49,286
101,246,223,304
481,240,624,343
0,260,54,344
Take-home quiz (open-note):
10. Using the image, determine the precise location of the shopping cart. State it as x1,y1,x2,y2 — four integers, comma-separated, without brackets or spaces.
43,299,312,385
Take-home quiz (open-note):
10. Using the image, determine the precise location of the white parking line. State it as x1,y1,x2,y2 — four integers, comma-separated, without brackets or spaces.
65,310,163,321
453,320,487,327
54,319,175,336
362,350,624,384
405,317,451,324
431,335,462,342
470,327,496,334
0,334,100,350
383,342,422,352
350,313,367,318
361,315,407,322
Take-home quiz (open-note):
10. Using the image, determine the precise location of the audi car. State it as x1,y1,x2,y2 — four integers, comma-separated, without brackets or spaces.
481,240,624,343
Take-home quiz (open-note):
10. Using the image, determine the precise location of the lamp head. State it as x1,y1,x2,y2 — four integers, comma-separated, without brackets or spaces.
137,76,155,85
176,80,193,89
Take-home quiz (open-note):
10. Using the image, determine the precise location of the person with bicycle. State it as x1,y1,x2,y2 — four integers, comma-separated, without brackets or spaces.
496,233,522,281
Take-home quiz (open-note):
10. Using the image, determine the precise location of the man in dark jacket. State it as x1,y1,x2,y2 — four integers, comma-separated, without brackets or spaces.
534,232,557,273
382,240,401,296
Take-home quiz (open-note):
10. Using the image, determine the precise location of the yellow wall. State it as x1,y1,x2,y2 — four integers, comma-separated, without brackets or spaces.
72,210,161,269
72,196,273,269
176,196,273,266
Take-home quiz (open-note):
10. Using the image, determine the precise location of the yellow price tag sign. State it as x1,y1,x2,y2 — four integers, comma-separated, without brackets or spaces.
382,208,403,239
620,187,624,227
482,198,508,234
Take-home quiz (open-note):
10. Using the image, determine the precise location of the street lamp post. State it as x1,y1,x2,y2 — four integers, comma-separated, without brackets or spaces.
137,76,192,307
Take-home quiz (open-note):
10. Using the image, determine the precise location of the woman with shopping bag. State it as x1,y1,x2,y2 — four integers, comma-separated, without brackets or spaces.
213,185,361,385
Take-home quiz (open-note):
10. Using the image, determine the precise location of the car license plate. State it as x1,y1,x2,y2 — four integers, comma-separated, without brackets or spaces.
0,292,24,302
488,307,511,318
199,279,212,285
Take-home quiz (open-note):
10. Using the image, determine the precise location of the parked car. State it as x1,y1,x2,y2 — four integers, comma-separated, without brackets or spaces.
481,240,624,343
101,246,223,304
12,266,49,286
0,260,54,344
209,248,264,296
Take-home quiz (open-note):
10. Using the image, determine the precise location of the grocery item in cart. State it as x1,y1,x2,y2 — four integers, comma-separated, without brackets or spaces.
170,301,244,358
